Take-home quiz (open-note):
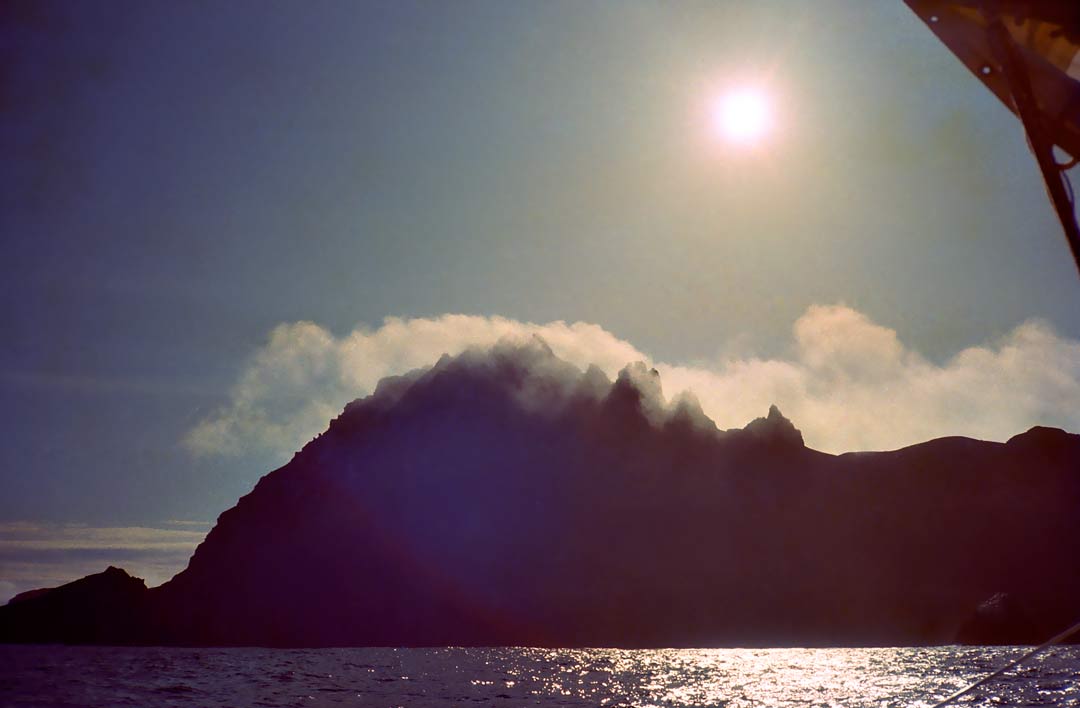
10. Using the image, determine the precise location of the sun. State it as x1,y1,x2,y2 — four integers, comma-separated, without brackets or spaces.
711,87,774,146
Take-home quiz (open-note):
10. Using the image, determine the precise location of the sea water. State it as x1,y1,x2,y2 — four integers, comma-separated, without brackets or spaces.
1,645,1078,707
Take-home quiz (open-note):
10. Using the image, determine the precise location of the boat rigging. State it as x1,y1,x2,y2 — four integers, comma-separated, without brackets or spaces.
904,0,1080,277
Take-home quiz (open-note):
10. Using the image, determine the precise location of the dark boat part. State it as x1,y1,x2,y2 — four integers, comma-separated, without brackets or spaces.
904,0,1080,276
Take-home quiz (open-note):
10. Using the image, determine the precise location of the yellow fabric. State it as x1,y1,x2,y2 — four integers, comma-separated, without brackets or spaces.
903,0,1080,157
940,4,1079,77
1003,13,1080,77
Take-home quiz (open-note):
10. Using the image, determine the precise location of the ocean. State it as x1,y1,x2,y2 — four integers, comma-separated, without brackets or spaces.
1,645,1077,707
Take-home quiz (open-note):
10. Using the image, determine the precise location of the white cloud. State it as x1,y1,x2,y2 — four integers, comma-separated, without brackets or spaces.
184,306,1080,457
0,522,208,551
185,316,646,457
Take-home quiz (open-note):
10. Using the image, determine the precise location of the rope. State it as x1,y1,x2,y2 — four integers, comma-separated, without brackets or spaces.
928,617,1080,708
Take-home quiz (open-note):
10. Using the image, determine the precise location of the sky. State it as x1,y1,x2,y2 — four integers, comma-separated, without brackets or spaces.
2,0,1080,600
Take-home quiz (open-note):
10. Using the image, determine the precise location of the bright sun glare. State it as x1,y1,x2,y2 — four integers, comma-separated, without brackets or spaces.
712,87,774,146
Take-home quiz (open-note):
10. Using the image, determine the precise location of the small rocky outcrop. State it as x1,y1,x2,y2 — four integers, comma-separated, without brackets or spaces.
0,566,149,644
956,592,1041,645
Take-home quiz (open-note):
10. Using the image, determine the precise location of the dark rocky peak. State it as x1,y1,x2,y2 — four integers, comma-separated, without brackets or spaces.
54,566,146,597
1006,425,1076,448
0,566,149,644
330,342,683,452
601,362,667,431
338,337,588,427
613,361,662,400
665,391,718,435
1004,426,1080,468
741,404,804,447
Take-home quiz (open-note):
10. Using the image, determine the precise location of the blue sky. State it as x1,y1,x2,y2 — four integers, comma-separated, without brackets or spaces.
2,0,1079,598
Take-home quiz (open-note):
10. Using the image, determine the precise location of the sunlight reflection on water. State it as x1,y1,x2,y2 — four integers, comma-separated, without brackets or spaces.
1,645,1078,707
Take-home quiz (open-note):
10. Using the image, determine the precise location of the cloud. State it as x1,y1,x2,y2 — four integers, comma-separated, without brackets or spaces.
185,316,646,457
185,306,1080,457
0,522,208,603
0,521,207,551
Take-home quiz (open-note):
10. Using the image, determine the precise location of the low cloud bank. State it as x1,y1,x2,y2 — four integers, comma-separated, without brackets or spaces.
0,522,209,603
185,306,1080,457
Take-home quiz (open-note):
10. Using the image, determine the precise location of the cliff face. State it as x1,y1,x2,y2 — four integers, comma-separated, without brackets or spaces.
4,341,1079,646
0,567,149,644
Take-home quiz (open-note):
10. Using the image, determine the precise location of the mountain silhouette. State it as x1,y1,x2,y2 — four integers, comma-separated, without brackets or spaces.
3,339,1079,646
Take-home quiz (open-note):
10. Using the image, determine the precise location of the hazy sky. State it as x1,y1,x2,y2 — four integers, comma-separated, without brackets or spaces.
3,1,1080,597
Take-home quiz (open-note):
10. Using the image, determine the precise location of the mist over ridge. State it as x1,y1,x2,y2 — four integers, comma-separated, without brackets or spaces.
3,336,1079,647
187,305,1080,458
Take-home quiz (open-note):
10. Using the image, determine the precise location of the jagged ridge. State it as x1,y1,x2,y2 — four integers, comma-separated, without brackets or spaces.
2,339,1079,647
